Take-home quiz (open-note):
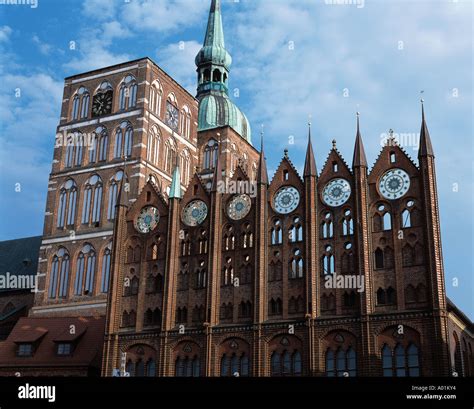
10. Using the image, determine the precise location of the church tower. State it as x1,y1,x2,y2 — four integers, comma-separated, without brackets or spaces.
195,0,251,143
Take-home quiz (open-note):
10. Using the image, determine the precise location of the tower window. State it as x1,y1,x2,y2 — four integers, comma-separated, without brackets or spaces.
213,69,222,82
374,248,384,269
390,152,396,163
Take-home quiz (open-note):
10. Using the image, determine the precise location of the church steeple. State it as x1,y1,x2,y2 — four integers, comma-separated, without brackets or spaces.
195,0,251,142
303,121,317,177
352,112,368,168
257,131,269,185
418,100,434,158
195,0,232,99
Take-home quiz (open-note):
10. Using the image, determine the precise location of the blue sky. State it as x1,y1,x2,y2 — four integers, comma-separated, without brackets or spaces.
0,0,472,317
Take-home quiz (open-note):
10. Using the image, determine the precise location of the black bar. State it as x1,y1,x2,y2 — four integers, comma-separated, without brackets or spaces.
0,377,473,409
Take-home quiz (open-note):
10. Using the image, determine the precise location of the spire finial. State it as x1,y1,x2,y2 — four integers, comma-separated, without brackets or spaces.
332,139,337,149
418,95,434,158
284,148,289,158
304,119,317,177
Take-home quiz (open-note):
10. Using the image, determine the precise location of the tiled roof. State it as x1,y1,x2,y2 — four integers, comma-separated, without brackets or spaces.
0,236,42,293
0,316,105,368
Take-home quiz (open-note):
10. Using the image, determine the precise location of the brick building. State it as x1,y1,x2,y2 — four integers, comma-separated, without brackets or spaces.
0,0,472,377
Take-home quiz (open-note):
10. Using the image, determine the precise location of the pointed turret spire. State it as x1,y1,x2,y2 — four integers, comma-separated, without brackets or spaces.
204,0,225,49
195,0,251,142
169,165,182,199
257,127,269,184
418,99,434,158
195,0,232,99
304,120,317,177
352,112,368,168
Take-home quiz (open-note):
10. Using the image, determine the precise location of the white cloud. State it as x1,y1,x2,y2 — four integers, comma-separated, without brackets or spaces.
157,40,202,94
82,0,117,21
0,73,63,238
0,25,12,43
120,0,208,34
32,35,53,55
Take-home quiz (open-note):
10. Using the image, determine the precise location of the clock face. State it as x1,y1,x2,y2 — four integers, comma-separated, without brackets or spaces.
182,200,208,227
92,91,112,117
166,102,179,131
135,206,160,233
322,178,351,207
379,168,411,200
273,186,300,214
227,194,251,221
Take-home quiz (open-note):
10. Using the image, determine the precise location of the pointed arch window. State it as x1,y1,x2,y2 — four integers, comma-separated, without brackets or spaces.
147,126,161,165
326,347,357,377
80,92,90,119
100,244,112,293
223,225,235,251
375,248,384,269
203,139,218,170
180,105,191,139
269,298,283,315
175,355,200,377
49,248,70,299
242,223,253,249
74,244,96,296
65,132,84,168
342,209,354,236
222,257,234,287
107,171,123,220
89,126,108,163
57,179,77,228
71,87,89,120
289,249,304,279
81,175,103,225
374,204,392,232
72,94,80,120
150,81,163,116
114,122,133,159
322,245,335,275
271,220,283,245
178,263,189,291
119,75,138,110
322,212,334,239
289,217,303,243
269,260,283,282
271,350,303,377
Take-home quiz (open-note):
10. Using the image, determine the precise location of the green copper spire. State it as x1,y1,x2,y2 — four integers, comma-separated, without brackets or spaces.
195,0,252,143
196,0,231,72
169,165,181,199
